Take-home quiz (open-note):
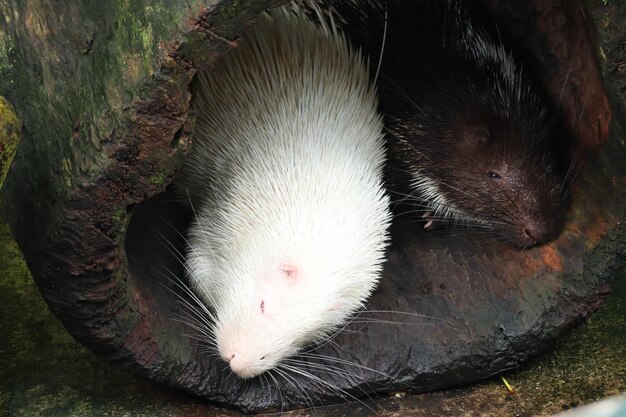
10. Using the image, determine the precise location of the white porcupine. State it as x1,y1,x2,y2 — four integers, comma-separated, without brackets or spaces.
175,4,391,379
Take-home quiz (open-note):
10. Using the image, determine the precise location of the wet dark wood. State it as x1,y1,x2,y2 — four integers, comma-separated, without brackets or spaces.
0,0,624,412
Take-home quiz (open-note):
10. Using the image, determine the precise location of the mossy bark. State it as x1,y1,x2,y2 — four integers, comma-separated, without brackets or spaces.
0,0,286,405
0,96,20,188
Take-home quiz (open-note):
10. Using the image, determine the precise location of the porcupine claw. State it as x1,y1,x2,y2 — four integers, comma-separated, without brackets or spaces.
422,211,434,230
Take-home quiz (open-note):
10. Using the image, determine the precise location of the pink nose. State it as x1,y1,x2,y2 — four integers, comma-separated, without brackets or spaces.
222,351,258,379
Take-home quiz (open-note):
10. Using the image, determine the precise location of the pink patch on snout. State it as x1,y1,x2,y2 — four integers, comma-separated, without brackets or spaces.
220,342,260,379
226,353,252,378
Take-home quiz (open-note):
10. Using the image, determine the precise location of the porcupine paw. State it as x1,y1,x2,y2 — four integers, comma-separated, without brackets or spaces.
422,211,435,230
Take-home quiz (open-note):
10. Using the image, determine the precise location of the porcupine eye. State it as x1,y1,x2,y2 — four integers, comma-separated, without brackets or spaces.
488,171,501,180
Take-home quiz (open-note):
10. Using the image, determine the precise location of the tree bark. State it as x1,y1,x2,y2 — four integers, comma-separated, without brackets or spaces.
0,0,624,412
0,96,20,187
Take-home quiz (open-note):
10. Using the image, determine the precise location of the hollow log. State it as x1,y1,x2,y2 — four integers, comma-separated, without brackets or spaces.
0,0,624,412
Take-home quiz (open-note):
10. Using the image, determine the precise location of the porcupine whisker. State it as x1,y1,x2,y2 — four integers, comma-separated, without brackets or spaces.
166,303,217,347
182,187,221,260
394,208,507,231
170,314,214,341
156,268,219,350
157,267,209,319
372,4,387,86
416,190,515,228
296,311,368,356
278,363,378,413
260,373,269,399
154,240,200,296
168,305,216,343
317,305,452,340
153,216,193,260
499,188,524,220
443,167,525,221
343,318,452,333
224,367,235,384
158,228,223,308
385,187,422,207
563,145,584,193
279,371,357,413
282,359,381,404
272,367,320,410
384,164,422,178
434,181,519,226
557,37,581,109
358,309,451,322
316,334,415,389
391,206,450,220
155,218,221,301
266,371,284,413
292,357,392,391
406,168,521,223
285,358,368,386
390,189,510,226
560,158,582,202
380,72,427,117
575,96,588,136
272,367,318,412
165,298,215,339
391,199,465,218
428,195,513,226
167,297,215,336
294,354,381,378
157,266,218,324
323,336,407,390
296,352,415,389
258,372,266,394
171,319,216,353
388,190,418,202
274,365,331,406
384,127,433,162
557,157,574,193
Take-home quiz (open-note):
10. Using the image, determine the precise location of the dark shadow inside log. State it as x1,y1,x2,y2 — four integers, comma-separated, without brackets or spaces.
1,0,624,413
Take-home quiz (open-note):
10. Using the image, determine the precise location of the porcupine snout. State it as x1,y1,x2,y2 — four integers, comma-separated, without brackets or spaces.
523,220,560,245
512,207,562,247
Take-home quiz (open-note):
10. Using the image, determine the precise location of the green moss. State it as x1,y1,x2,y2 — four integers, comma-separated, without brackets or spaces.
60,158,73,189
111,0,191,76
0,33,15,77
0,96,20,188
148,170,167,187
0,219,213,416
111,206,125,224
467,271,626,416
